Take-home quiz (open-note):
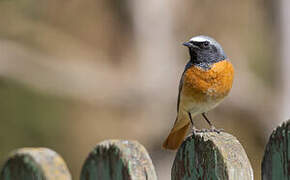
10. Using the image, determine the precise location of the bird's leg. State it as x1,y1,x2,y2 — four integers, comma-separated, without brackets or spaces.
202,112,212,126
188,112,199,133
201,113,223,133
188,112,194,125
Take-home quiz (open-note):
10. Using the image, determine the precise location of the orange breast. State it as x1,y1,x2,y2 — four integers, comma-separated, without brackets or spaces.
182,60,234,103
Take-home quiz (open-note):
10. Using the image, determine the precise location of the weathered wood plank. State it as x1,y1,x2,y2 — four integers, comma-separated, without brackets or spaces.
172,132,253,180
0,147,71,180
262,119,289,180
80,139,157,180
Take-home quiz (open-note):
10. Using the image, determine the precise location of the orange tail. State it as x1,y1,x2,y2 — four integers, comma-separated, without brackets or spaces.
162,122,190,150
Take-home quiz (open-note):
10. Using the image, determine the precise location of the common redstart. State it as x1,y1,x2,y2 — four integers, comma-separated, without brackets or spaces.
163,35,234,150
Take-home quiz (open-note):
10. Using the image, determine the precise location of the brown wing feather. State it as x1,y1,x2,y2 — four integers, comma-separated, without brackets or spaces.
177,61,193,112
162,122,190,150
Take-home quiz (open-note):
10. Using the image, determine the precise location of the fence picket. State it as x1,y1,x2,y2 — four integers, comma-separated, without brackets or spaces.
80,139,157,180
262,120,289,180
0,147,71,180
172,132,253,180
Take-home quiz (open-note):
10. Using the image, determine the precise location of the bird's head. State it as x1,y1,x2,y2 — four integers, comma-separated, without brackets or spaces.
183,35,227,69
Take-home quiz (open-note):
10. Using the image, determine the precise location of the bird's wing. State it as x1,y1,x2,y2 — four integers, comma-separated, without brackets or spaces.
177,61,192,113
176,74,184,113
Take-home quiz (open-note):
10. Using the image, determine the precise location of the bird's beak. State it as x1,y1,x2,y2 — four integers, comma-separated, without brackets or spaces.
183,41,195,48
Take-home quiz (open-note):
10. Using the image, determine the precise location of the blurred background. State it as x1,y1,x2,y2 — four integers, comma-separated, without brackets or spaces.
0,0,289,179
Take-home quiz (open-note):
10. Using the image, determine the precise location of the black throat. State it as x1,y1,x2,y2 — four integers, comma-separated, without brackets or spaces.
189,49,226,70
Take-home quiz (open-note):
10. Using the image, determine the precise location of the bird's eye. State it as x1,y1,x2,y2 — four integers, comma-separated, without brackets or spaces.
202,41,210,48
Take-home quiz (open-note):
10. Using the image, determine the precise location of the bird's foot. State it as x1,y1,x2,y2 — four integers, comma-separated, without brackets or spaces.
191,126,224,134
191,127,202,134
209,126,224,133
191,127,209,134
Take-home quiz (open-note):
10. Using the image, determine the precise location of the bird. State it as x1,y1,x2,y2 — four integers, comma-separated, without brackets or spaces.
163,35,234,150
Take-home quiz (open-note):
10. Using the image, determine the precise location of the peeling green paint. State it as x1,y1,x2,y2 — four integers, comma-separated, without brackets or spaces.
262,120,289,180
1,153,45,180
81,145,130,180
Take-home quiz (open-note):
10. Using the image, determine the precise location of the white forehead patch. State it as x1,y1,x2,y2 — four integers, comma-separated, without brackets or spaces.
190,36,208,42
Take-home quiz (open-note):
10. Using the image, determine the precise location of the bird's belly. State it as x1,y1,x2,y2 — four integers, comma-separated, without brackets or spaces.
182,95,224,115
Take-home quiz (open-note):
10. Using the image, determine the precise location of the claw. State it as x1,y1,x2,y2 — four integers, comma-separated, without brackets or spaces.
191,128,208,133
191,127,200,134
210,126,224,133
191,126,224,134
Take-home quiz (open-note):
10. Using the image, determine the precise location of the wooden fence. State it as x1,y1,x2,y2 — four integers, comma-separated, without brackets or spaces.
0,120,289,180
